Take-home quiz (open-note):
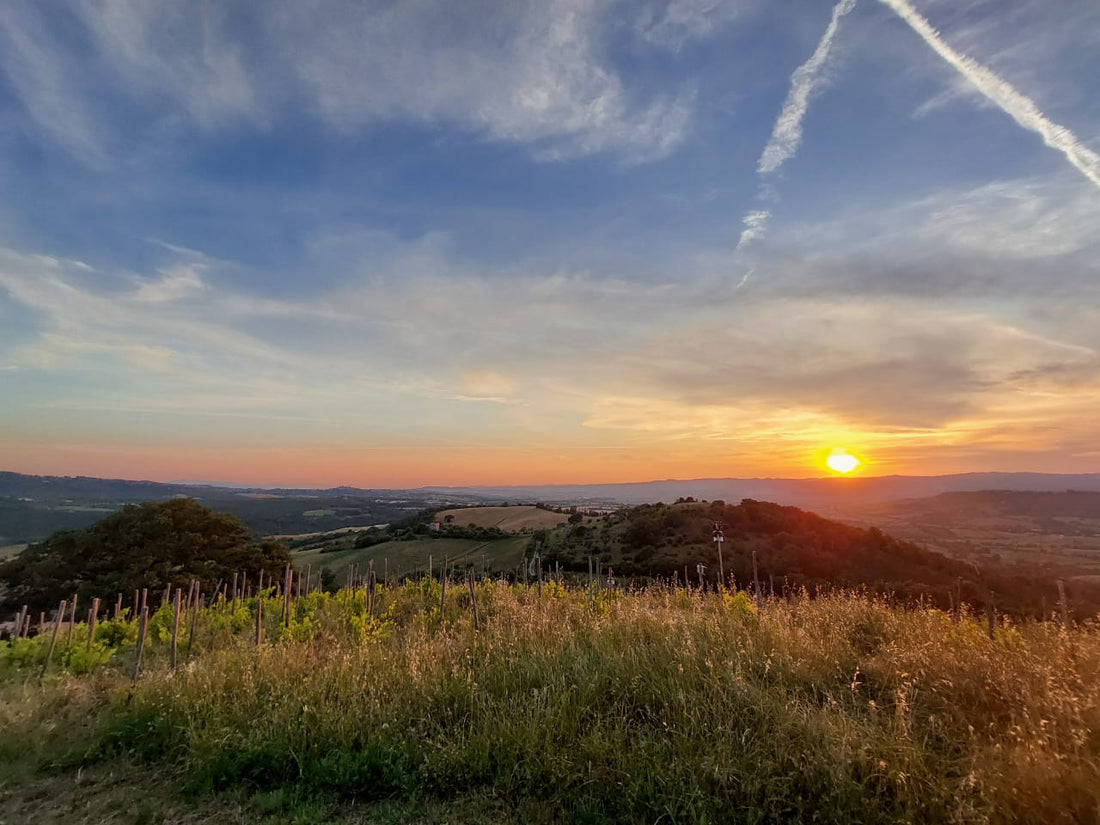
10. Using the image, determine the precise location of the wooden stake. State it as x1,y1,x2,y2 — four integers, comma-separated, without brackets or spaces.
114,593,122,620
468,572,479,630
752,551,762,610
67,595,78,646
133,589,140,620
1057,579,1069,627
255,596,263,646
440,559,447,617
537,555,543,598
283,563,292,628
170,588,182,670
132,606,148,680
14,605,27,641
186,590,201,660
88,597,100,649
986,591,995,641
368,565,376,620
42,600,66,676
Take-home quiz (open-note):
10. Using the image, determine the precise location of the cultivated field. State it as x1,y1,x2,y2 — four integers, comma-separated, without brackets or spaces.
434,505,570,531
0,544,24,560
2,581,1098,824
296,536,530,580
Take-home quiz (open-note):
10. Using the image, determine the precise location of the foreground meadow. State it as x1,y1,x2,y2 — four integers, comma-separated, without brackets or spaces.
2,582,1098,824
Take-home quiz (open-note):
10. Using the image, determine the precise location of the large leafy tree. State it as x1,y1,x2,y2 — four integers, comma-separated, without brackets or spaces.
0,498,292,611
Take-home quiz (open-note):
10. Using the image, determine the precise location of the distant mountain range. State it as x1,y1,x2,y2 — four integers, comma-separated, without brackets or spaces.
3,469,1100,544
425,472,1100,510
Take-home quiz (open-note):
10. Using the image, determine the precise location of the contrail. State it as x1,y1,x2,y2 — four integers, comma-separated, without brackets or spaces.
735,210,770,252
758,0,857,175
737,0,856,255
880,0,1100,189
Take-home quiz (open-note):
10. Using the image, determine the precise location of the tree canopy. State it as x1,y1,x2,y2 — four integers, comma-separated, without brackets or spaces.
0,498,291,612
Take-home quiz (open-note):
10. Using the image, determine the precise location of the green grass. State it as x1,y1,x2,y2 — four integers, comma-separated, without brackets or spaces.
296,536,530,579
2,584,1099,824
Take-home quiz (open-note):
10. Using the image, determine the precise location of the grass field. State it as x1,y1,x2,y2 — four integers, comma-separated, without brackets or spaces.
435,505,569,531
296,535,530,579
2,582,1098,824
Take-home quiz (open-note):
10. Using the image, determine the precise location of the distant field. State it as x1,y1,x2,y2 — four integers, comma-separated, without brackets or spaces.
436,505,568,531
267,525,388,540
0,544,25,560
296,535,530,578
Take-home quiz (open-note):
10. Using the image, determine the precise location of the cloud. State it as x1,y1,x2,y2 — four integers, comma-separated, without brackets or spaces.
919,178,1100,259
0,0,699,166
614,298,1100,430
0,2,110,166
880,0,1100,189
2,233,1098,477
636,0,751,50
270,0,695,164
735,0,855,254
72,0,258,126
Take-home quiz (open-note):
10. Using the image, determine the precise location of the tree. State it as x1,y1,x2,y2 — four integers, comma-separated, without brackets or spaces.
0,498,292,612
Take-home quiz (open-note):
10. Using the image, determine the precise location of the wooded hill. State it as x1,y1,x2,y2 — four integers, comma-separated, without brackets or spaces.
530,498,1100,618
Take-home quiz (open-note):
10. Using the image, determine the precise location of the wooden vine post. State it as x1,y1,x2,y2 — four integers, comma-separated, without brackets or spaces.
468,571,479,630
66,595,78,646
440,558,447,617
132,606,149,680
87,597,100,649
170,588,182,670
41,600,66,677
752,551,763,610
255,595,263,646
283,563,292,629
186,583,201,659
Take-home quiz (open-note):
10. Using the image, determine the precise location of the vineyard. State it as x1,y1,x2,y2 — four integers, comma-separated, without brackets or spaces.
2,578,1099,824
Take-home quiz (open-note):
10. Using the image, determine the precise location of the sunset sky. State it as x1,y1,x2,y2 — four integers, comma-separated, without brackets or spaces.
1,0,1098,487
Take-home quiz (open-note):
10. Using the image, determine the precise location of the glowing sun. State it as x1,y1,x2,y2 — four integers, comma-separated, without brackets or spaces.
825,450,861,475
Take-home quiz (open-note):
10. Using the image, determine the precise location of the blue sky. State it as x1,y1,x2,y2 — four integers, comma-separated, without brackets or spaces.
0,0,1098,486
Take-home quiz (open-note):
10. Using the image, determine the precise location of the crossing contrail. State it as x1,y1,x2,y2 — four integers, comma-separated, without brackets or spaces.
737,0,856,255
879,0,1100,190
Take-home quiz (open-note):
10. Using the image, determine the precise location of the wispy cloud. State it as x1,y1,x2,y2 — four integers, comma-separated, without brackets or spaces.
0,0,701,166
735,0,856,254
880,0,1100,190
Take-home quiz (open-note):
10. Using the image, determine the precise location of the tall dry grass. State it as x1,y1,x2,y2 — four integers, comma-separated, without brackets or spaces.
3,583,1098,823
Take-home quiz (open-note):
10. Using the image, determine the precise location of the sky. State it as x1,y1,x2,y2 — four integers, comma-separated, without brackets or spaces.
0,0,1098,488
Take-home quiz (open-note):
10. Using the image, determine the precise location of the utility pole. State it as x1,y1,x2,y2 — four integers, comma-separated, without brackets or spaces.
713,522,725,589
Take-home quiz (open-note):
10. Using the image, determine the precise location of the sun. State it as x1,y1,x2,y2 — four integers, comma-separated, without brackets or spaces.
825,450,861,475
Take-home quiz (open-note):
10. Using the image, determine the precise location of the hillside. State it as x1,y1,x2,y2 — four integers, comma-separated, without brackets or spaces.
0,471,468,544
846,490,1100,579
530,498,1100,618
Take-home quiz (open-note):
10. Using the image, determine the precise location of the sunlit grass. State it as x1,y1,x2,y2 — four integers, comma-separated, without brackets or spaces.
2,583,1098,823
